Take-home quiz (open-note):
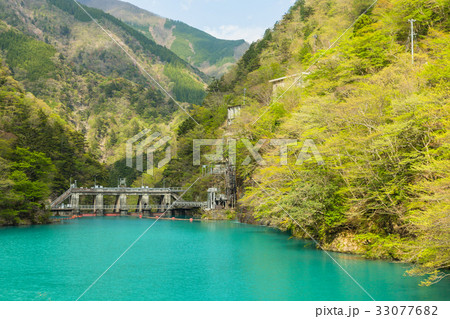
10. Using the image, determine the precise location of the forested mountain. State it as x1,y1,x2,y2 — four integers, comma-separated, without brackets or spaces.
77,0,250,78
165,0,449,285
0,0,207,166
0,59,106,225
0,0,214,225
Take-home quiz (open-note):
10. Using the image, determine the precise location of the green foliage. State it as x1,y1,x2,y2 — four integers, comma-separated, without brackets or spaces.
192,0,450,286
47,0,203,71
278,169,346,239
285,0,314,21
343,30,398,74
298,43,312,63
0,29,56,81
47,0,92,22
0,144,55,225
165,19,247,67
76,0,246,77
0,60,106,225
390,0,449,40
46,0,209,94
164,65,206,104
0,0,209,224
235,29,273,82
162,103,227,189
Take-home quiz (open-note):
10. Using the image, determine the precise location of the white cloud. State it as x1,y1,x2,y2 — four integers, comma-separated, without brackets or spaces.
204,25,265,43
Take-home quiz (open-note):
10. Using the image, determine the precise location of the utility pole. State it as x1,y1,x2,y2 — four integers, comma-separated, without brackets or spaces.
243,88,246,106
409,19,416,64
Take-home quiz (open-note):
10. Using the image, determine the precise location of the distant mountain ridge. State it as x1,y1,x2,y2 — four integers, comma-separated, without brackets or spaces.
78,0,250,78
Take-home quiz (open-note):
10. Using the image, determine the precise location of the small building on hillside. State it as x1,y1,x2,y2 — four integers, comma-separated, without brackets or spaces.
269,72,311,93
227,105,241,126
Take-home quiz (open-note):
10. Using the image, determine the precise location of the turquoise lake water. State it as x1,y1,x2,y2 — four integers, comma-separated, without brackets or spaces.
0,218,448,301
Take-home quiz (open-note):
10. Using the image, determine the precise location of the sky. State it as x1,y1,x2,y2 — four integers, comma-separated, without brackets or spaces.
125,0,296,43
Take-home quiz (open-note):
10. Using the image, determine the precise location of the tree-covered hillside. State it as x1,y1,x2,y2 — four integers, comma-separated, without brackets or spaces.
77,0,250,78
0,59,106,226
0,0,208,103
0,0,207,168
0,0,208,224
166,0,449,285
